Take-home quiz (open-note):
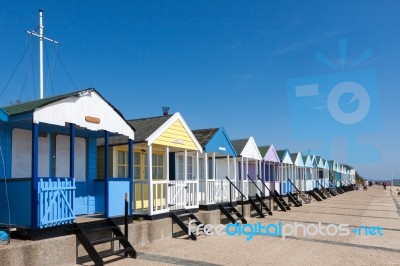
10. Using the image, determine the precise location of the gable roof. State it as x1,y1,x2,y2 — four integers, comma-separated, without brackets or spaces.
258,144,280,163
276,149,293,164
231,137,262,160
146,112,202,151
302,154,313,167
98,114,172,146
3,90,81,116
316,156,325,168
258,145,270,157
3,89,135,139
192,128,219,147
290,152,304,167
232,139,247,155
192,127,237,156
129,115,172,142
98,112,202,152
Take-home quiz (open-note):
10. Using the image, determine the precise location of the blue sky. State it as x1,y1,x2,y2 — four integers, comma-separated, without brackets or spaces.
0,1,398,180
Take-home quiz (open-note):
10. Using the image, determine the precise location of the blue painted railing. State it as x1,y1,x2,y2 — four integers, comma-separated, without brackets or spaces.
38,178,76,228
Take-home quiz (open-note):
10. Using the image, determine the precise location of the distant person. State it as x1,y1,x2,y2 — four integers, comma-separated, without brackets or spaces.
383,181,387,190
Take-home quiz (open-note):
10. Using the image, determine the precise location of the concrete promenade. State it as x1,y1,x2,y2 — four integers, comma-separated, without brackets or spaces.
105,186,400,266
2,186,399,266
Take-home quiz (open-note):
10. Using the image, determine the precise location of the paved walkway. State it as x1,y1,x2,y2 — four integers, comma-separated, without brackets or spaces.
89,186,400,265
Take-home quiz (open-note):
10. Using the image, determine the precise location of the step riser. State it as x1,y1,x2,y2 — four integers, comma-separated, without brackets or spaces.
75,219,136,265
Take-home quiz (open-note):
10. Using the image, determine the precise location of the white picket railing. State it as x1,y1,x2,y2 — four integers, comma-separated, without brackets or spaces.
199,179,213,204
239,180,249,199
305,180,314,191
248,180,263,196
169,180,186,211
186,180,198,209
168,180,198,211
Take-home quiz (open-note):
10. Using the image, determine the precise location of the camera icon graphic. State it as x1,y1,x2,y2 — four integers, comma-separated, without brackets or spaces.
327,80,370,125
286,40,380,163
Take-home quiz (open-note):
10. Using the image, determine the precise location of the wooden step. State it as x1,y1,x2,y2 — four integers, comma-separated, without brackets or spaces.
100,247,134,259
91,236,125,246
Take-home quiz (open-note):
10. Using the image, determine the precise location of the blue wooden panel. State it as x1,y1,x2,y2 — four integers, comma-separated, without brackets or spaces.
73,137,98,216
287,182,293,193
282,181,287,194
0,179,31,227
95,180,105,213
204,128,237,156
108,179,130,217
0,124,7,178
248,167,256,179
74,182,89,215
87,137,97,214
31,123,39,228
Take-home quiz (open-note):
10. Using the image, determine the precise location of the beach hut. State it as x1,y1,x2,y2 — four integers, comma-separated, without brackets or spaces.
97,112,202,219
289,152,305,192
328,160,341,188
310,155,318,189
276,149,294,194
322,159,330,187
302,154,314,191
258,145,280,197
231,137,262,198
191,128,237,208
349,168,356,184
0,89,135,231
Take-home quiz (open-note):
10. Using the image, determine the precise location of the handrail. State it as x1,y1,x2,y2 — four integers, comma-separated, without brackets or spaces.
287,178,301,194
225,176,246,199
225,176,246,217
315,179,324,189
328,180,336,188
257,175,272,193
247,174,264,197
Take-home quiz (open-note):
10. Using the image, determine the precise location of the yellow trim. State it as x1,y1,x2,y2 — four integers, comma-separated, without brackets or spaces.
153,120,198,150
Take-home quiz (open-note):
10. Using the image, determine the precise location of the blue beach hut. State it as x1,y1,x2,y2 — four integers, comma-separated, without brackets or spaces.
0,89,135,231
276,149,293,194
192,128,238,208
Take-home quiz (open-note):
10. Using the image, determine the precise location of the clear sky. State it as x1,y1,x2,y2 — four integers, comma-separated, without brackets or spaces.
0,1,398,180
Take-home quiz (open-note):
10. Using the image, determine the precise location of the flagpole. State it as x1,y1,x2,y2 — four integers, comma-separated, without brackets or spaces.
26,10,59,99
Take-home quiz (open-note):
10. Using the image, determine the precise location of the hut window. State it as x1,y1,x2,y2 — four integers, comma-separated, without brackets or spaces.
133,152,141,179
187,156,193,180
177,155,184,180
117,150,128,178
199,158,205,180
133,151,149,180
176,154,195,180
152,153,164,180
